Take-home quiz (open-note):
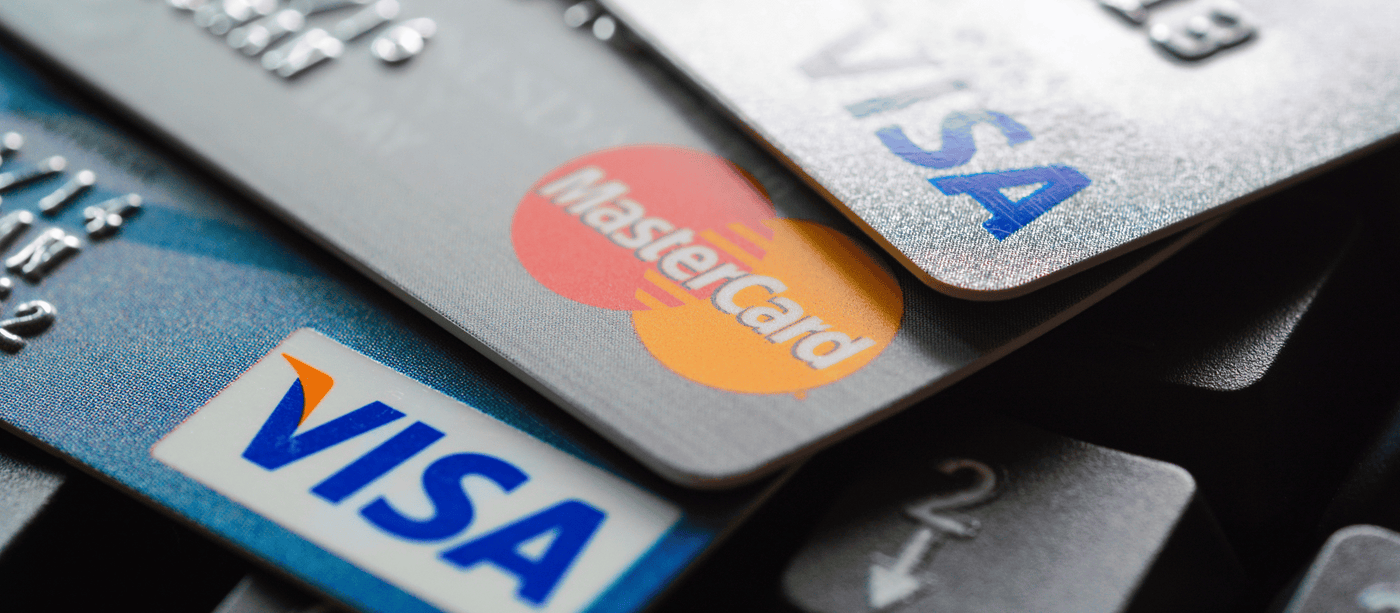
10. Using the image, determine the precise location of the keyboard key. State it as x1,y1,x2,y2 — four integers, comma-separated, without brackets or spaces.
0,471,248,611
210,574,319,613
1278,525,1400,613
0,429,65,553
1319,378,1400,537
996,178,1361,394
781,413,1238,613
1313,144,1400,536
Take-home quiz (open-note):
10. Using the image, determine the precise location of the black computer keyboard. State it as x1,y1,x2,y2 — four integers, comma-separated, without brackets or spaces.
3,1,1400,613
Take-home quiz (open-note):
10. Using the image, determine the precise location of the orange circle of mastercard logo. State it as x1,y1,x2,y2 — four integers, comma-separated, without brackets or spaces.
512,145,904,396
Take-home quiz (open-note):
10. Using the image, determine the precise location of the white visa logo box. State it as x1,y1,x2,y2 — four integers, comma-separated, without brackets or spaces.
153,329,680,613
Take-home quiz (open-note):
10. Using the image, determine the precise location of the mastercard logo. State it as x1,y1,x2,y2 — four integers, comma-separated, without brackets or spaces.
512,146,904,396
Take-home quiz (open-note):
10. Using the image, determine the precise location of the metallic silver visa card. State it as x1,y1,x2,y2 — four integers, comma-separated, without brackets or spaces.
0,0,1208,487
600,0,1400,298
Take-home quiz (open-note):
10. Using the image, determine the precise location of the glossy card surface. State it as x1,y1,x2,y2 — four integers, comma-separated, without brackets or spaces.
600,0,1400,298
0,48,777,613
0,0,1205,485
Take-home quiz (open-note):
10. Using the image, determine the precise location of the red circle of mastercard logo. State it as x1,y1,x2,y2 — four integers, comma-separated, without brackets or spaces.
512,145,904,395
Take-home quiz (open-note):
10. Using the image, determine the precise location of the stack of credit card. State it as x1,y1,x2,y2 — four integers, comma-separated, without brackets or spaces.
0,0,1396,611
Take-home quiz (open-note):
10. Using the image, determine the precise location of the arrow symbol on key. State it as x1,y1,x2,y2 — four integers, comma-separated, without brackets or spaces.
868,516,979,610
867,459,997,610
869,526,936,609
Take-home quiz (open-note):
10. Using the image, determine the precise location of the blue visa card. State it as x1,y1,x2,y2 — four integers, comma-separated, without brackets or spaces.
0,44,779,613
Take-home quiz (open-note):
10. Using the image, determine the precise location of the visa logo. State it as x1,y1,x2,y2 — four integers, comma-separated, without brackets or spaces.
245,354,607,605
154,329,680,613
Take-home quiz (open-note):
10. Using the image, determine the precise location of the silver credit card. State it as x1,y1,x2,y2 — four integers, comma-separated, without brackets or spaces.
599,0,1400,298
0,0,1206,487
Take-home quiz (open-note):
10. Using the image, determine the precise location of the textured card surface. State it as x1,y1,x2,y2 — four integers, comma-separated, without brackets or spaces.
0,0,1206,485
600,0,1400,298
0,47,775,613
